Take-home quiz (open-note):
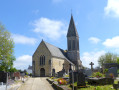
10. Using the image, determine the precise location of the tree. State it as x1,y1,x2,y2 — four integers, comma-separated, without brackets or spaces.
117,57,119,64
98,52,117,67
0,23,15,72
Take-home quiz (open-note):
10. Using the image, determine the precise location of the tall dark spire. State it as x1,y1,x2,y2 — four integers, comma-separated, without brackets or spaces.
67,15,79,37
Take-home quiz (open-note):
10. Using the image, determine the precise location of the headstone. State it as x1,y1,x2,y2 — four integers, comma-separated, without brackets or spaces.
106,67,118,77
57,70,65,78
0,71,7,83
69,71,78,83
84,69,92,77
20,72,25,77
77,72,86,86
52,69,55,77
14,72,20,79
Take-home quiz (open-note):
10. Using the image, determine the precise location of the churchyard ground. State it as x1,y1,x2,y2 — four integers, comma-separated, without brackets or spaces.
17,77,54,90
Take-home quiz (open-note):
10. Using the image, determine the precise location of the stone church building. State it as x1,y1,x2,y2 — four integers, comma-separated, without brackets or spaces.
32,15,82,77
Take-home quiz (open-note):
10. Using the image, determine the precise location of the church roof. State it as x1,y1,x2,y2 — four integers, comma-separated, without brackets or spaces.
43,41,74,65
67,15,79,37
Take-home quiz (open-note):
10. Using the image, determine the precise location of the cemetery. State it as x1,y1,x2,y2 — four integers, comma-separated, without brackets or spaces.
46,60,119,90
0,70,30,90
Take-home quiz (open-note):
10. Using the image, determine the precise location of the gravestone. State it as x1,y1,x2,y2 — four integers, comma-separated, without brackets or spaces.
52,69,55,77
20,72,25,77
84,69,92,77
0,71,7,83
106,67,118,77
69,71,78,83
77,72,86,86
14,72,20,80
57,70,65,78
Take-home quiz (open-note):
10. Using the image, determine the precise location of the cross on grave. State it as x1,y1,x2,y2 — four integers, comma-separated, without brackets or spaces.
89,62,94,71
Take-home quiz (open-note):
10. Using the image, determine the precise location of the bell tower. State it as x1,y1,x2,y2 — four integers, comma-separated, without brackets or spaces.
67,15,81,69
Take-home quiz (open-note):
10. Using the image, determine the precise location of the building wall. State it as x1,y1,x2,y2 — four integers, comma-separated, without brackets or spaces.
52,57,65,73
32,41,52,77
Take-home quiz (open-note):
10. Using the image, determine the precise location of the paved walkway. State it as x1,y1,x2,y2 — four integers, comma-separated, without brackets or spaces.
18,77,54,90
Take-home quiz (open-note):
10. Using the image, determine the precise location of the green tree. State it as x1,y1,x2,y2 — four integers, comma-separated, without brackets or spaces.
98,52,117,67
117,57,119,64
0,23,15,72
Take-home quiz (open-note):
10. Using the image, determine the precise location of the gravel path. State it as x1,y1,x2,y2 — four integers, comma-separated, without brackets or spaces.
17,77,54,90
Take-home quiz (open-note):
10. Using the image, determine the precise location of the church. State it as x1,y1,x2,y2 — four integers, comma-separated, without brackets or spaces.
32,15,82,77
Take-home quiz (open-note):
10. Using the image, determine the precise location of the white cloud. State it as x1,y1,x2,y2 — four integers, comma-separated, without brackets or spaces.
88,37,101,44
103,36,119,48
12,34,37,45
14,55,32,70
32,17,67,40
104,0,119,17
81,50,105,68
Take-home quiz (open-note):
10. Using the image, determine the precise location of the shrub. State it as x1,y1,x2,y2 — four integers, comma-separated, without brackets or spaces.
25,72,28,75
92,72,105,78
57,78,67,85
104,69,108,74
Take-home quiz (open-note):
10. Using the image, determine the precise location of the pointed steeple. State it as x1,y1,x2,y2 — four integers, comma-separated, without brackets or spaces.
67,15,79,37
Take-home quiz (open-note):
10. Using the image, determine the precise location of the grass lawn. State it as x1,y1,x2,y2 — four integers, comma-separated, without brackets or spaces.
69,80,119,90
49,77,119,90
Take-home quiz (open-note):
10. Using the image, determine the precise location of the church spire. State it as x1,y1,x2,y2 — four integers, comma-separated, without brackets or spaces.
67,15,79,37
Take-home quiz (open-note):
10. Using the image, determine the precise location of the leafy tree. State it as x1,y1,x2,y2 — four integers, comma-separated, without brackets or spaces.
0,23,15,72
98,52,117,67
9,67,18,72
117,57,119,64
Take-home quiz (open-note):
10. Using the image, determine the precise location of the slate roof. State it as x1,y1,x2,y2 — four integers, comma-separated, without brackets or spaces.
43,41,74,65
67,15,79,37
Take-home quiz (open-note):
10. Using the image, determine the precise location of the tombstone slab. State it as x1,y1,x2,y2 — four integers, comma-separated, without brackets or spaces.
77,72,86,86
0,71,7,83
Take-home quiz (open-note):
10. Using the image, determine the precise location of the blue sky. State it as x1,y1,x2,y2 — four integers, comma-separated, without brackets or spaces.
1,0,119,70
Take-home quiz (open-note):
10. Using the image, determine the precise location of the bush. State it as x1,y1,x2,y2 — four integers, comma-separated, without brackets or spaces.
104,69,108,74
92,72,105,78
25,72,28,75
57,78,67,85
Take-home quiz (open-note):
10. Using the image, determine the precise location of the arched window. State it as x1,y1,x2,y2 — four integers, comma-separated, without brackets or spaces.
49,60,51,65
40,56,42,65
42,56,43,65
72,40,75,50
43,55,45,65
40,55,45,65
68,40,71,50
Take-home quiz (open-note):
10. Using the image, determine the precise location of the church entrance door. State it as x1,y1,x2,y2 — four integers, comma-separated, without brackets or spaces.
40,68,45,77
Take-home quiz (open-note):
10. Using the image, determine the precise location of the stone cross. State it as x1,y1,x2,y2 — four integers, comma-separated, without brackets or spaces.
89,62,94,71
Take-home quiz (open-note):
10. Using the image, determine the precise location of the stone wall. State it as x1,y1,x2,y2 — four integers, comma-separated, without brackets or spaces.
52,57,64,73
33,41,52,77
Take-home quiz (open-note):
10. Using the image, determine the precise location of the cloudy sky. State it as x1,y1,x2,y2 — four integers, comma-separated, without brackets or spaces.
0,0,119,70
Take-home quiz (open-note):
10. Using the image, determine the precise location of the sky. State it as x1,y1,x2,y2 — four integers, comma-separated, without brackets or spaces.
1,0,119,70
